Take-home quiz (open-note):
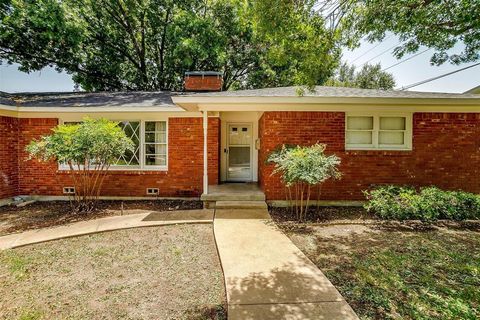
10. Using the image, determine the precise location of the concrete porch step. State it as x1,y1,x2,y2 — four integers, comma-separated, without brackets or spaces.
201,184,266,202
215,201,268,209
201,193,266,201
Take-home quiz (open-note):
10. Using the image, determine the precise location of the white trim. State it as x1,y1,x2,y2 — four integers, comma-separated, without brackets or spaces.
202,111,208,194
172,95,480,112
142,120,169,170
225,122,254,182
345,112,413,151
2,95,480,116
219,112,261,182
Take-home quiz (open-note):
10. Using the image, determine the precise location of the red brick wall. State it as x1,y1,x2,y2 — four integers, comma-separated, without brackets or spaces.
184,75,223,92
17,117,220,198
259,112,480,200
0,116,19,199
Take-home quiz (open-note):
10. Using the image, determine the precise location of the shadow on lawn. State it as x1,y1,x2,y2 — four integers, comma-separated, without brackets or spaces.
288,224,480,320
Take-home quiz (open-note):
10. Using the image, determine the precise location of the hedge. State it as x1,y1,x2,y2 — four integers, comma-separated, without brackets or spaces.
364,186,480,222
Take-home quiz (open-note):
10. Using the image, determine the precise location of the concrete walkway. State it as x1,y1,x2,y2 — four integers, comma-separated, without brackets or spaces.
0,209,213,250
214,208,359,320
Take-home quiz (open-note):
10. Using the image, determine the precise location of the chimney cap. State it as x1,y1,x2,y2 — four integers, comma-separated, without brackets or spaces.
185,71,223,77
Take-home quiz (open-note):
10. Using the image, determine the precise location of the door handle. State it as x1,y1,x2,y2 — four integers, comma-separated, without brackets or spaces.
224,148,229,154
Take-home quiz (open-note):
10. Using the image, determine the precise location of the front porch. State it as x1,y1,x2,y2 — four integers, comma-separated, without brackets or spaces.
201,183,266,209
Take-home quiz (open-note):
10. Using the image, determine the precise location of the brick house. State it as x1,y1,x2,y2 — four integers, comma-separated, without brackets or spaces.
1,72,480,206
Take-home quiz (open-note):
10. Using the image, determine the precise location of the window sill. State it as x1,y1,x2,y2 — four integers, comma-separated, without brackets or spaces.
345,147,412,152
57,166,168,173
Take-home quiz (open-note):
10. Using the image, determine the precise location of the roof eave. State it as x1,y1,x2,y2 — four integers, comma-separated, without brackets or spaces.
172,96,480,112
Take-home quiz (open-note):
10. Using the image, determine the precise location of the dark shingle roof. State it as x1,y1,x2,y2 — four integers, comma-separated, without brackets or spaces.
2,86,479,109
1,91,179,108
187,86,480,99
0,92,16,106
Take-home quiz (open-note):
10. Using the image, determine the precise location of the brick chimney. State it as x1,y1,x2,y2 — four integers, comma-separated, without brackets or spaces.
184,71,223,92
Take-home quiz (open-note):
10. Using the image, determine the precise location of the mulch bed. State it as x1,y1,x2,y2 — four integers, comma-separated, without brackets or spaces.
269,206,480,232
0,199,203,236
269,205,374,223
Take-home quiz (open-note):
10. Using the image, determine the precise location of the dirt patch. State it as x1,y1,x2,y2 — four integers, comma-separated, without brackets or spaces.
0,224,226,320
0,199,202,236
279,221,480,319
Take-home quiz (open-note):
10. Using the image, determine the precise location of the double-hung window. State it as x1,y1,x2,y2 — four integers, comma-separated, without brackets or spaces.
345,114,412,150
61,120,168,170
144,121,167,167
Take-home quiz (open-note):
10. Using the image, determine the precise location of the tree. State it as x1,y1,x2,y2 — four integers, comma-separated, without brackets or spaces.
326,62,396,90
0,0,340,91
26,118,134,212
246,0,341,88
323,0,480,65
268,144,341,221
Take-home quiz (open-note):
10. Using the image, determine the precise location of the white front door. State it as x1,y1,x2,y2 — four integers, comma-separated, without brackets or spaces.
227,123,252,181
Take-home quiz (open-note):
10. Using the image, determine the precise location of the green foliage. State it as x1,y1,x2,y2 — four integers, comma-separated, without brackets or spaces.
364,185,480,222
326,62,396,90
248,0,340,88
27,118,134,166
337,0,480,65
268,143,341,187
268,143,341,220
26,118,134,212
0,0,340,90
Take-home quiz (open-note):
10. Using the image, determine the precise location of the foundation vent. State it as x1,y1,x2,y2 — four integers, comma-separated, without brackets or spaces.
146,188,159,196
63,187,76,195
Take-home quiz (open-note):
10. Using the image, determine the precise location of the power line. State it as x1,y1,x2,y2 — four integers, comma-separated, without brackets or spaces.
383,48,431,71
399,62,480,91
351,34,394,63
360,42,401,66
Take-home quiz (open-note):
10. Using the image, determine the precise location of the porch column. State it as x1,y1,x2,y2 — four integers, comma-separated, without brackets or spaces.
202,111,208,194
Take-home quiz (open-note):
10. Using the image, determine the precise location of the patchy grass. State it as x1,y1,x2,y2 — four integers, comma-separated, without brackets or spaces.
0,225,226,320
278,222,480,320
0,199,202,236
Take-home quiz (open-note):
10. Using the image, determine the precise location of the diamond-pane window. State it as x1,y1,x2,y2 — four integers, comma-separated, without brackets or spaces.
115,121,140,166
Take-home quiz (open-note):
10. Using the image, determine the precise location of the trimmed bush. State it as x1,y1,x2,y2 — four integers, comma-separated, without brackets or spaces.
364,186,480,222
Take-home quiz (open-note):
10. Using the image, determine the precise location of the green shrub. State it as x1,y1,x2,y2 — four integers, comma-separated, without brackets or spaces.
364,185,480,222
268,143,341,221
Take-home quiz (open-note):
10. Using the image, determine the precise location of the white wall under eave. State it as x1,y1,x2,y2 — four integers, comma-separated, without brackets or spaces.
220,111,263,182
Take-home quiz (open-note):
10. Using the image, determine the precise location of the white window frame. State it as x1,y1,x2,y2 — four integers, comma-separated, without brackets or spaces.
345,112,412,151
59,118,169,171
143,120,168,170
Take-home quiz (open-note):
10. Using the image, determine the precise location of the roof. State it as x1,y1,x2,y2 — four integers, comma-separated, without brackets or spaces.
185,86,480,99
2,86,480,113
0,92,16,106
465,85,480,94
0,91,179,108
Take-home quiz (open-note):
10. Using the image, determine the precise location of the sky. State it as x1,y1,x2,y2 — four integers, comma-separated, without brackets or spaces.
0,35,478,93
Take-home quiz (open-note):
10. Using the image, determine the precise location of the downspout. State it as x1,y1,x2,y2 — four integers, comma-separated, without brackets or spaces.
203,111,208,195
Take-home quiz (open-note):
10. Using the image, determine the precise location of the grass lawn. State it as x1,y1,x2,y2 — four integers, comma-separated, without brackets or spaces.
275,217,480,319
0,225,226,320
